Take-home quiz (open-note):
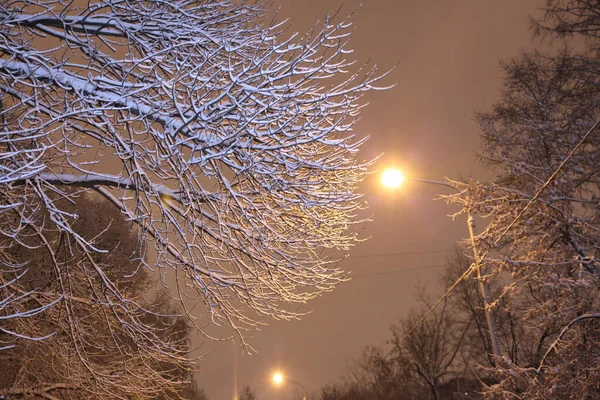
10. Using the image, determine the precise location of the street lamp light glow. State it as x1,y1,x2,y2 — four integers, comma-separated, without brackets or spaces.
273,372,284,385
271,371,306,400
381,168,405,189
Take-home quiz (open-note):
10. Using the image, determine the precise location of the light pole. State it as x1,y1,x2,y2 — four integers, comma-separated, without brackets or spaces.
381,168,502,361
273,372,306,400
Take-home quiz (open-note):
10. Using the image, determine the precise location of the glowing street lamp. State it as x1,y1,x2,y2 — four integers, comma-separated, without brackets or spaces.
381,168,405,189
272,372,284,385
272,371,306,400
380,168,502,360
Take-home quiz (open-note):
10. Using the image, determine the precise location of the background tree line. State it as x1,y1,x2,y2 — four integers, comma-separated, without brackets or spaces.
0,193,207,398
319,250,495,400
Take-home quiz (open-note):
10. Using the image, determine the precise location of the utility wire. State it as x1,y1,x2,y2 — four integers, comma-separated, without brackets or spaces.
347,249,452,258
382,262,475,359
386,119,599,350
334,262,476,400
352,263,447,278
494,118,600,246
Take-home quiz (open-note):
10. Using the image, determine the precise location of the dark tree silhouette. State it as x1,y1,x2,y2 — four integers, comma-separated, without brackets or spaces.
0,194,194,399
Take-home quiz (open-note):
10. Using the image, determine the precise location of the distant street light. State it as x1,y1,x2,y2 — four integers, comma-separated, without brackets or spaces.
381,168,502,361
272,371,306,400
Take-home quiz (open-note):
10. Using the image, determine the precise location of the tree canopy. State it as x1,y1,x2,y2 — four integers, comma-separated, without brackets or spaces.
0,0,387,345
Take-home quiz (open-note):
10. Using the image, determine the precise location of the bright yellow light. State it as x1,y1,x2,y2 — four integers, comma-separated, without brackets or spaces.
381,168,405,189
273,372,284,385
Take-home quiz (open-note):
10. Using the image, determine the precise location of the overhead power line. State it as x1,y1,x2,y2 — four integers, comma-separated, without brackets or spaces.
494,118,600,246
352,264,447,278
347,249,452,259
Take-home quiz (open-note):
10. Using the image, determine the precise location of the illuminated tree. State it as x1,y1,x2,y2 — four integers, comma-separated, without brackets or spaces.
443,1,600,396
0,0,386,345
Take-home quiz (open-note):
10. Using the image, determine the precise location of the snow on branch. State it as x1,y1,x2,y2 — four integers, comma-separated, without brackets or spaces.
0,0,390,341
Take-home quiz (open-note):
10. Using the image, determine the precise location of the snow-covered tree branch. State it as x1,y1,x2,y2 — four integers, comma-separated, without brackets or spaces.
0,0,387,342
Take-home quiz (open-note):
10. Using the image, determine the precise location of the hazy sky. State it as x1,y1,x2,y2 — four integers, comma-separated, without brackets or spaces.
195,1,545,399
